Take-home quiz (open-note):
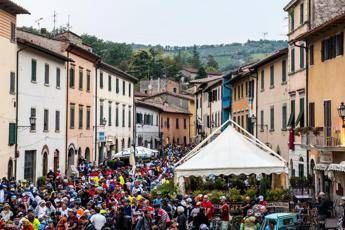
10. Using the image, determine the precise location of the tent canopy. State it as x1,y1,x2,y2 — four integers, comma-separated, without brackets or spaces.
175,125,287,178
112,146,158,159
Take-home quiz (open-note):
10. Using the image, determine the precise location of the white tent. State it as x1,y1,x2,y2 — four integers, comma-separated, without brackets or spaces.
112,146,158,159
174,120,288,191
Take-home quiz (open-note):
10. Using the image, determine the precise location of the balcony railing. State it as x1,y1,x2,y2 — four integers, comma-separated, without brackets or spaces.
301,127,343,149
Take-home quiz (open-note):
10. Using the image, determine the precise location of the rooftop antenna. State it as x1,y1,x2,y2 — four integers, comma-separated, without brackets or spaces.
53,10,57,32
35,17,43,28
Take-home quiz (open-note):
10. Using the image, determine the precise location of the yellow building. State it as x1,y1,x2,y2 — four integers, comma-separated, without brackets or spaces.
296,13,345,201
0,1,29,179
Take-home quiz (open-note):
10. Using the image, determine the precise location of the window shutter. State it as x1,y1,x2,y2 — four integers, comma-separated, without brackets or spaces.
8,123,16,145
339,32,344,55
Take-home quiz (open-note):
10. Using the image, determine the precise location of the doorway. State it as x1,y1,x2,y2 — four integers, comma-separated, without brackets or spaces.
42,151,48,176
7,160,13,180
24,150,36,183
54,150,59,172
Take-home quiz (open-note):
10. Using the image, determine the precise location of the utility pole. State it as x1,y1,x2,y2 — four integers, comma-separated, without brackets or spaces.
53,11,57,33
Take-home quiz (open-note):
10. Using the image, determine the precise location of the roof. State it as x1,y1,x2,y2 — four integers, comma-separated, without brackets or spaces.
252,48,288,69
136,100,191,115
190,75,224,84
203,78,222,92
144,91,194,101
17,38,73,62
227,61,258,84
283,0,300,11
66,43,100,63
182,67,222,76
0,0,30,15
99,61,138,83
292,12,345,43
135,100,162,112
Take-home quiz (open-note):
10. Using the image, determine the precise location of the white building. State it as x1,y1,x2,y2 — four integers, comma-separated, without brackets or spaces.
0,0,29,179
16,38,70,182
135,101,161,149
96,62,137,162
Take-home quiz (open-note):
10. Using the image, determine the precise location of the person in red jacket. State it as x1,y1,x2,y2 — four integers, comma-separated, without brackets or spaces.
201,195,214,221
220,196,230,230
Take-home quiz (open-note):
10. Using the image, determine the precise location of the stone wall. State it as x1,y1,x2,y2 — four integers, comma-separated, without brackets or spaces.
312,0,345,28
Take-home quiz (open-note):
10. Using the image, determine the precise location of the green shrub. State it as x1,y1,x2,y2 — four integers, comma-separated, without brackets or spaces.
151,180,177,197
37,176,46,187
266,188,291,201
245,187,257,200
229,188,242,202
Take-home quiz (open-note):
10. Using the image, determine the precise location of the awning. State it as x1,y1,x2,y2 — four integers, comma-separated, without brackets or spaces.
295,107,304,127
174,125,287,178
315,163,329,171
327,162,345,172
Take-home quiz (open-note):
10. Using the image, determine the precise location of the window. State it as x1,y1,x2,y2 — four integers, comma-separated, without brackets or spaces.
296,97,305,127
115,104,119,127
167,118,170,129
270,106,274,131
10,72,15,94
282,104,287,130
128,107,132,128
56,68,61,88
100,101,104,125
310,45,314,65
270,64,274,87
8,123,16,145
287,99,296,128
129,83,132,97
240,84,243,98
44,64,50,85
10,22,15,41
282,60,287,83
206,115,210,128
322,33,344,61
128,138,131,148
55,111,60,132
100,72,103,89
245,81,248,96
70,104,75,129
184,118,187,129
86,107,91,129
30,108,36,131
261,70,264,90
176,118,179,129
116,78,119,93
161,117,163,128
108,102,112,126
291,48,295,72
31,59,37,82
123,81,126,95
300,3,304,25
69,66,75,88
108,75,112,91
44,109,49,131
309,102,315,127
86,70,91,92
137,113,143,124
233,87,237,100
122,105,125,127
79,67,83,90
78,105,83,129
290,10,295,32
300,46,305,69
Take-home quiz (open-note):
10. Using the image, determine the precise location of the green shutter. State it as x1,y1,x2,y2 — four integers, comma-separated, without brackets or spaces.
8,123,16,145
31,59,37,82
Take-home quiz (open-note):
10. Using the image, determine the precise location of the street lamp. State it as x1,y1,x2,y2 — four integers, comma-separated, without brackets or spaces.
337,102,345,128
100,117,107,127
18,116,36,128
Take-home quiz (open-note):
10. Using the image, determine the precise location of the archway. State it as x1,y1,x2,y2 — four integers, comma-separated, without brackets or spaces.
54,150,59,172
42,145,49,176
85,147,90,162
68,146,75,167
7,159,13,180
310,159,315,177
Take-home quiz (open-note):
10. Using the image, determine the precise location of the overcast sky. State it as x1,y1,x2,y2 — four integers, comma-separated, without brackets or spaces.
15,0,288,46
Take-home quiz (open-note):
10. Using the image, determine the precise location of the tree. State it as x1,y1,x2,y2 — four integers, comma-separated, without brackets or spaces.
196,67,207,79
206,55,219,70
190,44,201,69
128,50,151,80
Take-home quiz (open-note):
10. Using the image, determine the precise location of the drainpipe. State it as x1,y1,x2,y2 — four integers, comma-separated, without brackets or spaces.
15,47,26,180
64,51,71,175
255,72,259,138
94,61,100,164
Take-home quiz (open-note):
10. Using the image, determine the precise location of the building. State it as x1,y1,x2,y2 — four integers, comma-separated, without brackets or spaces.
295,12,345,201
221,75,232,125
193,76,224,138
255,48,289,161
139,78,180,95
135,100,161,149
0,1,29,179
96,62,137,162
284,0,309,178
228,63,256,135
139,92,193,145
16,38,71,182
180,67,222,81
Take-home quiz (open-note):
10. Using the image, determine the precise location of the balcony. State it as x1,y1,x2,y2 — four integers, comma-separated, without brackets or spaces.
300,127,345,151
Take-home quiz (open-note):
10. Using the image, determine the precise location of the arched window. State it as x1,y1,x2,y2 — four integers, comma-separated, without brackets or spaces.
310,159,315,176
85,147,90,162
7,159,13,180
42,151,48,176
54,150,59,172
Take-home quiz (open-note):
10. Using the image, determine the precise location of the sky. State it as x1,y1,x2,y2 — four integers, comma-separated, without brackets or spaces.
15,0,288,46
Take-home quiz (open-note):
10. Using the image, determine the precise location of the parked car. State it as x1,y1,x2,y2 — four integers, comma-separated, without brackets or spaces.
260,213,298,230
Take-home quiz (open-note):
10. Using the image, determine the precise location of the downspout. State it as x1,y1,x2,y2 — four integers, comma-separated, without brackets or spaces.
65,51,70,175
306,0,312,176
94,61,100,164
15,47,25,180
255,71,259,138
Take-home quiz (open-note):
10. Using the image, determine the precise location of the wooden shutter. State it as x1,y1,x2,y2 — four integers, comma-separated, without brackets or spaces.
309,102,315,127
321,40,325,62
8,123,16,145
